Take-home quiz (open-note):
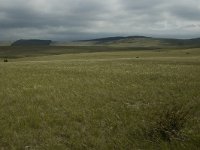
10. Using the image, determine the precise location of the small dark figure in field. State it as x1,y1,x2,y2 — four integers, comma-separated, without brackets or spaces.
136,56,139,58
4,58,8,62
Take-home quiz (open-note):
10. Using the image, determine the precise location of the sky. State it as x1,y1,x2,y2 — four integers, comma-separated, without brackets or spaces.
0,0,200,41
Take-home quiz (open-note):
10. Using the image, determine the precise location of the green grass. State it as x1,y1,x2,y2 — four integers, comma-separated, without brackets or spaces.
0,46,161,59
0,47,200,149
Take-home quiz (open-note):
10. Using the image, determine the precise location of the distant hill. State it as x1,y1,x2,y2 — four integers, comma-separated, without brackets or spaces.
8,37,200,48
11,39,52,46
163,38,200,46
80,36,150,43
70,36,200,48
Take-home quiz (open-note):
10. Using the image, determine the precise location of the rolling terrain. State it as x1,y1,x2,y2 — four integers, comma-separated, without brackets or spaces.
55,36,200,48
0,38,200,149
1,36,200,59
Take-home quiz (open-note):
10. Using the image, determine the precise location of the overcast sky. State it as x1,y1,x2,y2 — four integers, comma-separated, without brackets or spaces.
0,0,200,41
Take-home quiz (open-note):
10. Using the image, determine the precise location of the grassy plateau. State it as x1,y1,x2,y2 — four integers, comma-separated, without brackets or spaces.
0,45,200,149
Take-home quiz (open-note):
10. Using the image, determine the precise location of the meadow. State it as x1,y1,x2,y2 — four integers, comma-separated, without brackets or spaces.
0,46,200,149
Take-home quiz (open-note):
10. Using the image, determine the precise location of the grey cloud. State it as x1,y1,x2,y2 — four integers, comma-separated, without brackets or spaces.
0,0,200,40
170,5,200,21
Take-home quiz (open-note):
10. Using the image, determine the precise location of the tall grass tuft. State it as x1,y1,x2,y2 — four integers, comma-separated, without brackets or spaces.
145,103,194,142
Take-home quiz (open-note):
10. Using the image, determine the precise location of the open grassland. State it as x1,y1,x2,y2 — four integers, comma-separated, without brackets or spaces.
0,46,161,59
0,47,200,149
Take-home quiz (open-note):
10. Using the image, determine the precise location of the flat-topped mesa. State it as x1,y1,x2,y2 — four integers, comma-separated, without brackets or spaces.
11,39,52,46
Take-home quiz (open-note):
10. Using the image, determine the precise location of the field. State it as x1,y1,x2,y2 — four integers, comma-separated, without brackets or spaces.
0,46,200,149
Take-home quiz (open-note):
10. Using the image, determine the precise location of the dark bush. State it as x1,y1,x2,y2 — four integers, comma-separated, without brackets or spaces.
4,58,8,62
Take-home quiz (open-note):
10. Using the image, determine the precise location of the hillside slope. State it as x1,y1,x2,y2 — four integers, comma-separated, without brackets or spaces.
11,39,52,46
64,36,200,47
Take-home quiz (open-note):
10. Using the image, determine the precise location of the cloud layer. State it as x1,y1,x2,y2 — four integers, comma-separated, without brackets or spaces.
0,0,200,40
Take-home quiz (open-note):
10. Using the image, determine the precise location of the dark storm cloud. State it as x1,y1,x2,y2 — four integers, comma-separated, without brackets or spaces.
0,0,200,40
